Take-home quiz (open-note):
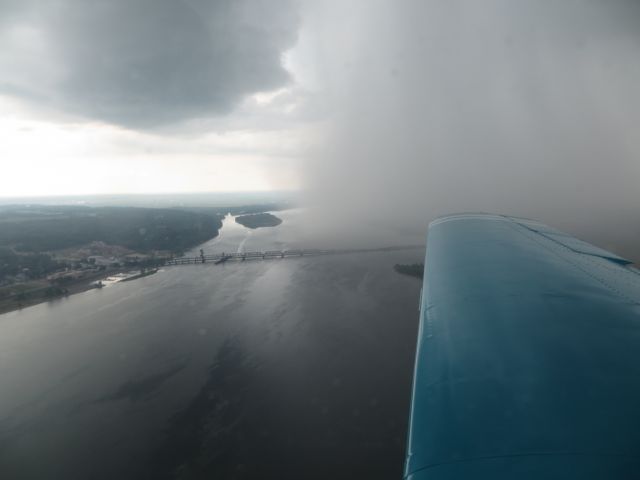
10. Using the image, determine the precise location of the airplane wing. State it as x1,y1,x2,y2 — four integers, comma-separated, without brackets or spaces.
405,213,640,479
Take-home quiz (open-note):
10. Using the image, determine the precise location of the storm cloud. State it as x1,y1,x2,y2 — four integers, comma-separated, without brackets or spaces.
303,0,640,254
0,0,299,127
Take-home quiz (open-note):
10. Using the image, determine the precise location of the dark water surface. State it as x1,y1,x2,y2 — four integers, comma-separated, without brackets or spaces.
0,211,423,479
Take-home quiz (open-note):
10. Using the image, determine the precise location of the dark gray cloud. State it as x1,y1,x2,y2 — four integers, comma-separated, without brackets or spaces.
0,0,299,127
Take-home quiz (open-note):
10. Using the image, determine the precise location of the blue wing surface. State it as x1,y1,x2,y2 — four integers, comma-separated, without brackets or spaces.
405,213,640,479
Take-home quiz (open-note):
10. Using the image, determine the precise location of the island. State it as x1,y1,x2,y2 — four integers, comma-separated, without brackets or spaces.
234,213,283,229
393,263,424,280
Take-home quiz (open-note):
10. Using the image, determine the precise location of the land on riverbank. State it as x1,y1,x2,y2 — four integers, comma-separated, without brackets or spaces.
0,203,284,315
0,266,141,315
121,268,158,282
393,263,424,279
0,205,224,253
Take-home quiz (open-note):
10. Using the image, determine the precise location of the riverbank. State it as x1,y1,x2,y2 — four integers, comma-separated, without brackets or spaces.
121,268,159,282
0,267,157,315
393,263,424,279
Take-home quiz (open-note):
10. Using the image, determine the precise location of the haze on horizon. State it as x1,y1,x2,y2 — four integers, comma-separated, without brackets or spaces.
2,0,640,250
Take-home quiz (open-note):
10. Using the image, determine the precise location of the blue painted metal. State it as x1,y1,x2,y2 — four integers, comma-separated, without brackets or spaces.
405,213,640,479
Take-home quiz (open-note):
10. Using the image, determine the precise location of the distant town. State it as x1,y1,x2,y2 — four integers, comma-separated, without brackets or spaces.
0,204,285,313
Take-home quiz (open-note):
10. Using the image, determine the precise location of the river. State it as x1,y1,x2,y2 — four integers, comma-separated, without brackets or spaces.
0,210,424,479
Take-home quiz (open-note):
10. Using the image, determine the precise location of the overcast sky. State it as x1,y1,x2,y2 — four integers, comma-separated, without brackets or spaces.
2,0,640,240
0,0,317,196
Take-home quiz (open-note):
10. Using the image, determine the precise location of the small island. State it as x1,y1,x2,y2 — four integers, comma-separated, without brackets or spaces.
235,213,283,229
393,263,424,280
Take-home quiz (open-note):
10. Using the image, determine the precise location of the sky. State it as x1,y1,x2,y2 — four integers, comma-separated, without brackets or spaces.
2,0,640,247
0,0,319,196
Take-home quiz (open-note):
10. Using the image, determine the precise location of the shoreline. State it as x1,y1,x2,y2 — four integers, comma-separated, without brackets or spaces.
0,267,157,316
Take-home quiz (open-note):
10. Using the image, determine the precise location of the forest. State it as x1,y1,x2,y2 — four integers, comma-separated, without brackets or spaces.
0,205,223,252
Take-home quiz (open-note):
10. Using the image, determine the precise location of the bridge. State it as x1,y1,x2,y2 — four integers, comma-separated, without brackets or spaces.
163,245,423,266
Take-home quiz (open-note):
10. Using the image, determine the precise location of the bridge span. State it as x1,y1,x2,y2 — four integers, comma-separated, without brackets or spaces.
164,245,423,266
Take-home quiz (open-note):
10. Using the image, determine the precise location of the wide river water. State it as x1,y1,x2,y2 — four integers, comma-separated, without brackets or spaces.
0,210,424,479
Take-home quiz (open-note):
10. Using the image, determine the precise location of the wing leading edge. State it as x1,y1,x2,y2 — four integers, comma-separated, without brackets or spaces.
405,213,640,479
